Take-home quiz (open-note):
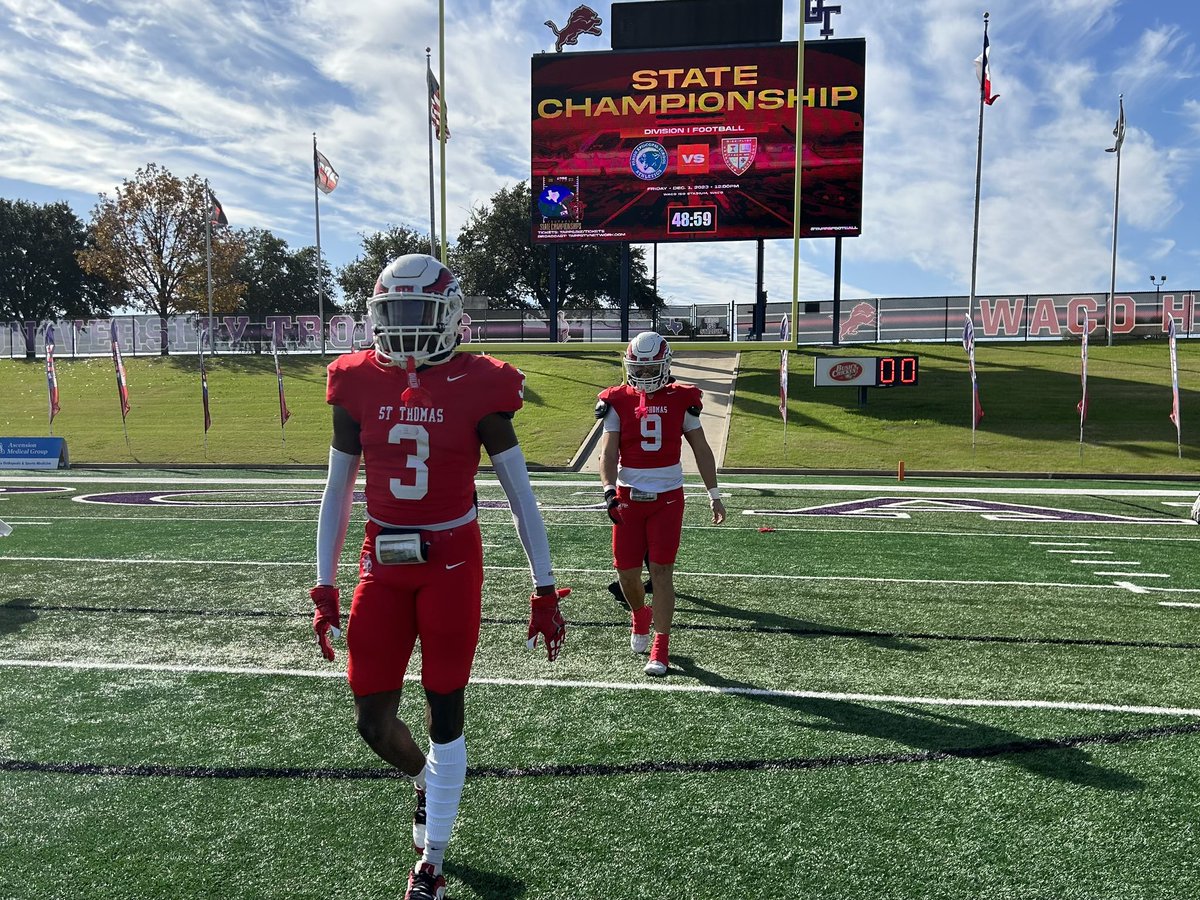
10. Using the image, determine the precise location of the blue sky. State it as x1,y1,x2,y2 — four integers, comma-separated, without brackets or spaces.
0,0,1196,310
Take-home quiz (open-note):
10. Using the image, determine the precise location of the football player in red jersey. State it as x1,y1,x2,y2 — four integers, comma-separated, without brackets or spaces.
308,254,568,900
596,331,725,677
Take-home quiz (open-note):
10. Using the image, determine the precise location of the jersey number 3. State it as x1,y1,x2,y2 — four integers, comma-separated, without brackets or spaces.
388,423,430,499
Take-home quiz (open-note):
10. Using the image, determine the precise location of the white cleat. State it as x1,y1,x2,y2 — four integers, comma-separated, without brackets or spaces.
630,631,650,654
644,658,668,677
1190,495,1200,523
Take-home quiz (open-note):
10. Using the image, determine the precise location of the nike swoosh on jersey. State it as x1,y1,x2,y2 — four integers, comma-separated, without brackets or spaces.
446,561,467,570
447,373,468,382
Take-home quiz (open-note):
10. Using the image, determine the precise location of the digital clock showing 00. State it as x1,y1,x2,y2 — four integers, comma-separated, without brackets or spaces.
874,355,919,387
666,204,718,236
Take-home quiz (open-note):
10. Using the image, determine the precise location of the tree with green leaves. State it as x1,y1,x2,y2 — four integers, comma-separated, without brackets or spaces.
453,180,662,314
0,199,113,357
336,224,433,317
236,229,337,320
76,163,245,354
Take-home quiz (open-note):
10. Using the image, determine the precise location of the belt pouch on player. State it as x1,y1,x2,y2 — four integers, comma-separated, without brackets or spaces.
375,530,429,565
630,488,658,502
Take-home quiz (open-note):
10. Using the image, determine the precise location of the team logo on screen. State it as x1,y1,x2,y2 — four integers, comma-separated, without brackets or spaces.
721,137,758,175
537,183,575,218
676,143,709,174
630,141,668,180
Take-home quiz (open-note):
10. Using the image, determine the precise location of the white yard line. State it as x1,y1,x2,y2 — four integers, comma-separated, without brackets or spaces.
4,472,1199,498
1072,560,1139,565
2,657,1198,719
1160,602,1200,609
10,555,1195,593
1092,572,1170,578
1047,549,1112,554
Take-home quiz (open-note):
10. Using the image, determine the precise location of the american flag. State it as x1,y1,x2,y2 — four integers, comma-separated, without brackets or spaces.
273,341,291,428
427,66,450,141
45,325,61,426
314,148,339,194
962,315,983,427
110,320,130,420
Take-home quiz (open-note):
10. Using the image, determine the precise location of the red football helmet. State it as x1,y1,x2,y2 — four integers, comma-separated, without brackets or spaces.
367,254,464,366
624,331,671,393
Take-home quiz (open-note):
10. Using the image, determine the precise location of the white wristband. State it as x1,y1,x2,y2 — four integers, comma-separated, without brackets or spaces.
708,487,721,501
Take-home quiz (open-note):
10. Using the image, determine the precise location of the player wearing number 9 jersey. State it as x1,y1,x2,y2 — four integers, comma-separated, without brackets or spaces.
596,332,725,679
310,254,568,900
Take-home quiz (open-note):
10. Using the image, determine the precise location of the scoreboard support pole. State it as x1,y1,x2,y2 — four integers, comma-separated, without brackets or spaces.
619,242,631,342
832,236,843,346
789,20,805,356
548,246,559,342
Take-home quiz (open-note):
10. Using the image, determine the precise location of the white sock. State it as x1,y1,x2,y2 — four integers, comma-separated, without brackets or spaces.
422,735,466,871
410,762,427,793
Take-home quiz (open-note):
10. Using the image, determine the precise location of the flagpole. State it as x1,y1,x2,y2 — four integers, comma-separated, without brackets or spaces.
204,178,214,353
426,48,438,256
967,12,990,325
1106,94,1124,347
437,1,449,265
313,133,326,355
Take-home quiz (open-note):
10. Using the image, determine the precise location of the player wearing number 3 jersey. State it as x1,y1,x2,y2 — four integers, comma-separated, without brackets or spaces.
310,254,568,900
596,332,725,678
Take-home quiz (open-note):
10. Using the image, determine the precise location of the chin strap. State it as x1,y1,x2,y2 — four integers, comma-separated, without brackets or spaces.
401,355,433,407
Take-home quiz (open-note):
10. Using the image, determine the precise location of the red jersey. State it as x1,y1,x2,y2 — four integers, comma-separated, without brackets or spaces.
327,350,524,527
599,382,702,490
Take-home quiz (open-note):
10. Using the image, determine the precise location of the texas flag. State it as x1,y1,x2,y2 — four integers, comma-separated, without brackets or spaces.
974,32,999,105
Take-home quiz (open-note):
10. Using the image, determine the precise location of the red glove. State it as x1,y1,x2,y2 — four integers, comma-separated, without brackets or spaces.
526,588,569,661
309,585,342,661
604,488,622,525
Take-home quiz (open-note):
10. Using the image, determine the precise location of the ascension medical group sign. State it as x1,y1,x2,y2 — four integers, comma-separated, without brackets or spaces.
531,38,865,244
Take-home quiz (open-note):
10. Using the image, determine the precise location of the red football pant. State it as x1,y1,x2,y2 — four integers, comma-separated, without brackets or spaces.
346,518,483,697
612,486,685,570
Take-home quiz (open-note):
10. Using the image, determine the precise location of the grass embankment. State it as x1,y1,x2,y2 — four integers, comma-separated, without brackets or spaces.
3,342,1198,474
729,342,1200,476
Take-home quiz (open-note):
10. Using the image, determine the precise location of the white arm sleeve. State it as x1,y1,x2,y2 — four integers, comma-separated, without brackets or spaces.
316,447,360,586
491,445,554,588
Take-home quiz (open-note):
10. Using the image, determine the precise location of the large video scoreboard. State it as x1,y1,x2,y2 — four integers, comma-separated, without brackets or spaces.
531,38,865,245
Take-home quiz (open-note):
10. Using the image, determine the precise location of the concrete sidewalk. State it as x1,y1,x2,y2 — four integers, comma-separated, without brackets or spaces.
574,351,740,474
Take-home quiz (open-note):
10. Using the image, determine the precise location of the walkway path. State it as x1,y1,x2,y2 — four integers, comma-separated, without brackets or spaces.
573,351,740,474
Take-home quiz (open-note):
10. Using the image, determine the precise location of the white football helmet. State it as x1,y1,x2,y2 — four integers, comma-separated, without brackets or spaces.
624,331,672,393
367,254,464,366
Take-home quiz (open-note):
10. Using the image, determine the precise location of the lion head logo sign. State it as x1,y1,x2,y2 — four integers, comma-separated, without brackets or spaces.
839,301,877,339
545,5,603,53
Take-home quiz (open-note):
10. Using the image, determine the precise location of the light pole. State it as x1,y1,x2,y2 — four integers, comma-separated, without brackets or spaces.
1151,274,1167,325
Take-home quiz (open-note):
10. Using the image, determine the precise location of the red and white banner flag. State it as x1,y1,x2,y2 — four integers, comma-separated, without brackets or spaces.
962,315,983,427
273,342,291,428
1168,317,1181,447
45,324,61,427
779,348,789,424
199,330,212,433
1077,319,1090,426
110,320,130,420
